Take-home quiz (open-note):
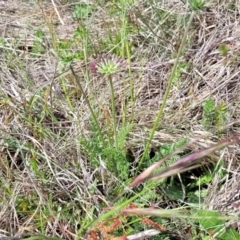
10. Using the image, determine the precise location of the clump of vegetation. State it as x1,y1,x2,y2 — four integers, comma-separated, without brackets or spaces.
202,98,227,132
0,0,240,239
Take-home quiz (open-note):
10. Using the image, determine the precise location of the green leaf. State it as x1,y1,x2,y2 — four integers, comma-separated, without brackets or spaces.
195,209,239,239
196,209,223,228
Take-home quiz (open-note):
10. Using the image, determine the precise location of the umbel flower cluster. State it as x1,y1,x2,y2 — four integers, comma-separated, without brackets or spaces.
88,54,129,76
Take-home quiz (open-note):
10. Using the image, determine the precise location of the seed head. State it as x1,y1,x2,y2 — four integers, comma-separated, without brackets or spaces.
88,54,128,76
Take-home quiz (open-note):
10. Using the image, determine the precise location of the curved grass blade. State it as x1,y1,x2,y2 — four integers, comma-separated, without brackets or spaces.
131,135,240,187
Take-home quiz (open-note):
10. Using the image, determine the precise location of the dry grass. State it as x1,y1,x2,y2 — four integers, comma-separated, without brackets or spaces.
0,0,240,239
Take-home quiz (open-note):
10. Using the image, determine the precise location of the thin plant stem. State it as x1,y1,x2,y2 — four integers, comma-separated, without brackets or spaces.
137,11,195,173
70,65,105,146
109,75,118,149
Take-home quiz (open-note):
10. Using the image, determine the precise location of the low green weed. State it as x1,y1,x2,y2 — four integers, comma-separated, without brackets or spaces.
72,3,92,22
78,120,134,181
31,29,46,56
201,98,227,131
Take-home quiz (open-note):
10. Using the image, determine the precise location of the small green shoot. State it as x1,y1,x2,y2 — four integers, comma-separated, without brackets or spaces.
219,43,229,57
202,98,227,131
32,29,45,55
72,3,92,21
189,0,206,11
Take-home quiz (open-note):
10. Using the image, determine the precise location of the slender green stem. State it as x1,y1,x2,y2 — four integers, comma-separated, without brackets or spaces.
109,75,118,149
70,65,105,146
137,11,195,172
